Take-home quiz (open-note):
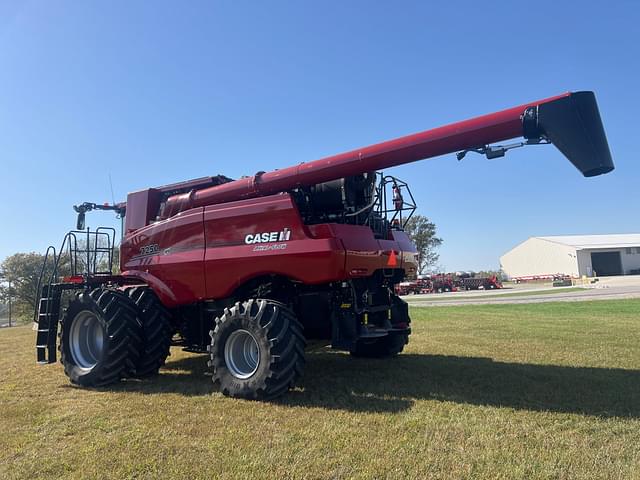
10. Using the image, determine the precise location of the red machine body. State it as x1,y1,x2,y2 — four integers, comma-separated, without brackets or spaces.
120,193,418,308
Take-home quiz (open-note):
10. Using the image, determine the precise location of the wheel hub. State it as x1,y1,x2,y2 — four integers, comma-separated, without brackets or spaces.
224,329,260,379
69,310,105,370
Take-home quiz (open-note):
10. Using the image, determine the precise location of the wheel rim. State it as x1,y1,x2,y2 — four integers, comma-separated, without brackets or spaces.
69,310,105,370
224,329,260,379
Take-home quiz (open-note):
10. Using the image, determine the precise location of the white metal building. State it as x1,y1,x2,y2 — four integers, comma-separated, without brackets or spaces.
500,234,640,278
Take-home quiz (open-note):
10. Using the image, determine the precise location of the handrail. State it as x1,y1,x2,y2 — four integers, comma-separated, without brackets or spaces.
32,246,57,325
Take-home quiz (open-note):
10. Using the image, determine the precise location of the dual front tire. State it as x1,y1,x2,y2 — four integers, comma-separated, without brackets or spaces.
59,287,171,387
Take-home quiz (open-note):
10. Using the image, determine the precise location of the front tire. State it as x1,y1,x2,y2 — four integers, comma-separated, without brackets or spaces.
209,299,305,400
59,288,142,387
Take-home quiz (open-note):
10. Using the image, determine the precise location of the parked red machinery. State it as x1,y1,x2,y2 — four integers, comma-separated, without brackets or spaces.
395,273,501,296
428,274,457,293
35,91,613,399
513,273,571,283
395,281,418,296
456,274,503,291
396,278,432,295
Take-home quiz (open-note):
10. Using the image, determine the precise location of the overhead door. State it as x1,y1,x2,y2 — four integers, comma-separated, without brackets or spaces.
591,251,623,276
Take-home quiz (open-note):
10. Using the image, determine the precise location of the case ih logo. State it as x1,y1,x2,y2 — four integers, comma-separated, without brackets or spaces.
244,228,291,244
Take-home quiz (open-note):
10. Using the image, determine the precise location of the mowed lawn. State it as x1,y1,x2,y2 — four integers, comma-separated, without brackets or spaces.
1,300,640,479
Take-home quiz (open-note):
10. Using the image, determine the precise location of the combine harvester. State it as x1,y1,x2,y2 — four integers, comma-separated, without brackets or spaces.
35,91,613,399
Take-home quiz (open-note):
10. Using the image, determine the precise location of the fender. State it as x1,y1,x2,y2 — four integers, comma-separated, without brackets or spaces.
120,270,180,308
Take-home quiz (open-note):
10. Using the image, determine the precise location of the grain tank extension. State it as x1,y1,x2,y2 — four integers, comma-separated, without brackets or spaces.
35,91,613,399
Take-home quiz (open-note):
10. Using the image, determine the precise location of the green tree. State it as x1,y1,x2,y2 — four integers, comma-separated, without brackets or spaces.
0,252,48,322
0,237,120,324
403,214,442,275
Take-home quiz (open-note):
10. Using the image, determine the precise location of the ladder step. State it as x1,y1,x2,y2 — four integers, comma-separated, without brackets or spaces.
36,282,62,365
35,331,56,342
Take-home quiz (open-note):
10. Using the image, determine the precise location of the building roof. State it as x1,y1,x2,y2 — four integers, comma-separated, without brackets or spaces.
536,234,640,250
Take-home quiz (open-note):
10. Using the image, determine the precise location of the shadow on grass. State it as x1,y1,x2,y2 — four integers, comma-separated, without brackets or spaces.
105,351,640,418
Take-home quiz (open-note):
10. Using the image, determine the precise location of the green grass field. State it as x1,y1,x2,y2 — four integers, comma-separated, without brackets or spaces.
1,300,639,479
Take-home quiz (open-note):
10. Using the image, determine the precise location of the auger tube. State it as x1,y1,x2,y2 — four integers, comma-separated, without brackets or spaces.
158,91,613,218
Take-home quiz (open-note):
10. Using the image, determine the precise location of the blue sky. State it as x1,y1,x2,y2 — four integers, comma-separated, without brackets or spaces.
0,1,638,271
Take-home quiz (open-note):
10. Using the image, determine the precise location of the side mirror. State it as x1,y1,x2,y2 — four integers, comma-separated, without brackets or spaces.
76,212,85,230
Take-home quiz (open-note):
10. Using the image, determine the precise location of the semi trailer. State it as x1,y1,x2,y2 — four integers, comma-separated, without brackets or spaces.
35,91,613,399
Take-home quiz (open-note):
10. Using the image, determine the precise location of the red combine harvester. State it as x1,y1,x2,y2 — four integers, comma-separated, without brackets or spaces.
35,91,613,399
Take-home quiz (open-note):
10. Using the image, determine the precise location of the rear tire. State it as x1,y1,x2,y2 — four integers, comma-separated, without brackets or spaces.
126,287,172,377
209,299,305,400
59,288,142,387
350,332,409,358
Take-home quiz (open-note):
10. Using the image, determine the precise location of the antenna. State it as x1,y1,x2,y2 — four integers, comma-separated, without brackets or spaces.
108,173,116,206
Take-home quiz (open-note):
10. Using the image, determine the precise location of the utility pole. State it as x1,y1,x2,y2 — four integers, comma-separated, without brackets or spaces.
8,279,12,327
